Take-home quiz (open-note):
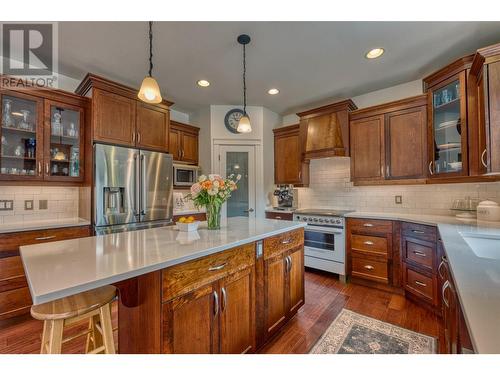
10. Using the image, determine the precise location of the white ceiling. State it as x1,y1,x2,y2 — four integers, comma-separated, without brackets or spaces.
57,21,500,115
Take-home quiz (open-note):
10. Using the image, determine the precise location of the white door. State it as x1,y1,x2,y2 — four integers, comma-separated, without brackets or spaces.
217,145,256,219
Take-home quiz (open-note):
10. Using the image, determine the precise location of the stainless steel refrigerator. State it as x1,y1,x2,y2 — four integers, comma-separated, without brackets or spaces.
94,143,173,234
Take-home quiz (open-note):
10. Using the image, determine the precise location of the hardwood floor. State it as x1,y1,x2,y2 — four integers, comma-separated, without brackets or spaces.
0,270,443,354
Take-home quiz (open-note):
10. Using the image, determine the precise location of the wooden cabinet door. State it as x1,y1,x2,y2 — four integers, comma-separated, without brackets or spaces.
181,132,198,164
169,128,181,161
136,102,169,152
275,132,301,184
264,252,287,339
93,89,136,146
442,274,459,354
287,246,304,316
386,106,427,179
350,115,385,182
219,267,255,354
162,283,219,354
485,61,500,174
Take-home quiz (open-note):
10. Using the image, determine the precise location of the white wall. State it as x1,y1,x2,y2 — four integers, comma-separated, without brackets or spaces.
170,110,190,124
263,108,281,206
210,105,264,141
280,79,423,128
190,106,212,175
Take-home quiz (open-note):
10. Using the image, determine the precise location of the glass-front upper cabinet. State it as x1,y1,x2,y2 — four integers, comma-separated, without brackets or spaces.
429,71,468,178
0,91,44,180
44,100,84,181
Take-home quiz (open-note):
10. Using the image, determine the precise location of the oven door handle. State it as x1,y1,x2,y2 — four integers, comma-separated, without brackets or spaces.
305,226,343,235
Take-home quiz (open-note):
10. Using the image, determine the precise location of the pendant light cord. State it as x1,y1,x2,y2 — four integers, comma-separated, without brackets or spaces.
148,21,153,77
243,43,247,115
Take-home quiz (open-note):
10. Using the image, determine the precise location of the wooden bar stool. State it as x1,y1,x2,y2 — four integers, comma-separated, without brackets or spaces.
31,285,117,354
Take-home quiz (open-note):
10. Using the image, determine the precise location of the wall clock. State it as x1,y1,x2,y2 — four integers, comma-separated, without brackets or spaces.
224,108,248,134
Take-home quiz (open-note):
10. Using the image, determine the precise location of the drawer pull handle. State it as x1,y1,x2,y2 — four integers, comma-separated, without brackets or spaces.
208,263,227,271
363,265,374,270
363,241,374,245
281,239,292,245
35,235,56,241
275,216,282,219
363,223,374,227
442,280,451,308
438,256,448,279
415,280,427,287
413,251,426,257
411,230,425,234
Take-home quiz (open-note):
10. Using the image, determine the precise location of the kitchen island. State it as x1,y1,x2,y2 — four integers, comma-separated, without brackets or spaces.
20,217,306,353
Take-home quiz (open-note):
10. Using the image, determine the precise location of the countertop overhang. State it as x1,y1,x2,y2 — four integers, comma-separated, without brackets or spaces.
346,211,500,354
20,217,306,306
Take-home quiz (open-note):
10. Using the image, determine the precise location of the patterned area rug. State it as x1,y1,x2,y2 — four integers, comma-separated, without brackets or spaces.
310,309,436,354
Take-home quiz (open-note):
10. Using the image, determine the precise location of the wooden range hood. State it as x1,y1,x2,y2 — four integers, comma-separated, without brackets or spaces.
297,99,357,159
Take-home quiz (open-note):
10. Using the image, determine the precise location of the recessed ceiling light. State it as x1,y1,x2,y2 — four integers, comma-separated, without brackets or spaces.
268,88,280,95
365,48,385,59
197,79,210,87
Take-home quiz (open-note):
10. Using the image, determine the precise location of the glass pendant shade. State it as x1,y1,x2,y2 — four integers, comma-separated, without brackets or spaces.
138,76,162,104
237,115,252,133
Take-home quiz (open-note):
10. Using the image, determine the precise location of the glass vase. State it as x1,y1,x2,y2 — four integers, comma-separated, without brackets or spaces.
206,203,221,230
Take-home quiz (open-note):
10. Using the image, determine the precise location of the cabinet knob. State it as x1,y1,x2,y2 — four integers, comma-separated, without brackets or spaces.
363,265,374,270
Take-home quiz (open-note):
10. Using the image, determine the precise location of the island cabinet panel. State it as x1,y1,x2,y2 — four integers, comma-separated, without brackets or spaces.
135,102,169,152
260,228,305,343
160,243,256,354
93,89,136,147
162,283,218,354
219,267,255,354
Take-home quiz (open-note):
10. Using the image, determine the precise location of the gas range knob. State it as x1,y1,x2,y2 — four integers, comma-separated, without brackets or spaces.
308,217,313,222
319,218,324,223
302,217,307,221
335,219,341,224
313,218,319,222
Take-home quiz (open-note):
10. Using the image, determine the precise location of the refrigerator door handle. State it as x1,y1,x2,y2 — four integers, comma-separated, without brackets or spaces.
141,153,147,217
134,153,140,218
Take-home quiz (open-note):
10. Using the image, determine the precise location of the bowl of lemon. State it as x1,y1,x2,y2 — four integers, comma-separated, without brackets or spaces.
176,216,200,232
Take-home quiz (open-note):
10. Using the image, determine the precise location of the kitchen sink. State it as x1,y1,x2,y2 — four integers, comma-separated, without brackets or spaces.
460,232,500,260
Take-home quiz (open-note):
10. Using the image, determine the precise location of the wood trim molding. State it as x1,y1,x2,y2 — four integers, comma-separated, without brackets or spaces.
350,94,428,120
422,55,474,91
170,120,200,134
272,124,299,135
75,72,174,108
296,99,357,119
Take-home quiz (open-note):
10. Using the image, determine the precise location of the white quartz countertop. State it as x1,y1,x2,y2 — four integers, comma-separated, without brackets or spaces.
20,217,306,306
346,210,500,353
0,217,91,234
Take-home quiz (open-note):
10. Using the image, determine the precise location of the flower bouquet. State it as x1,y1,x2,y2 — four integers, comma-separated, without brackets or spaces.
185,173,241,230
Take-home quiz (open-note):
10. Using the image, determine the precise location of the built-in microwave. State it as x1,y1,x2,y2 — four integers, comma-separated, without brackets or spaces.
173,163,199,187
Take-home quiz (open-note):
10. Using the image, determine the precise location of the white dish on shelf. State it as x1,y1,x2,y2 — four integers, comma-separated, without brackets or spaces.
437,120,458,129
448,161,462,170
437,143,461,150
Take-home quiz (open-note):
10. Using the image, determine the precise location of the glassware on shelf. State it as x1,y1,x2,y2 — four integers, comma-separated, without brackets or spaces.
2,99,14,127
67,122,77,137
52,111,63,136
14,145,23,157
19,110,31,131
25,138,36,158
70,147,79,177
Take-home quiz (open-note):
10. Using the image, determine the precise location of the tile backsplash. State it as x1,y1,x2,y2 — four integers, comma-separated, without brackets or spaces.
0,186,79,225
296,157,500,216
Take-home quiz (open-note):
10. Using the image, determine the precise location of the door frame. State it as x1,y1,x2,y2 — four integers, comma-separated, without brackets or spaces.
213,139,262,220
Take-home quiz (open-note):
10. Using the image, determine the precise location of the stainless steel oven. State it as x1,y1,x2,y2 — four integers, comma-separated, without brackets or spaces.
294,209,352,281
173,163,199,187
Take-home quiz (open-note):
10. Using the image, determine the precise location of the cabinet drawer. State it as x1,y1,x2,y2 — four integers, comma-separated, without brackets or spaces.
403,238,434,271
402,222,436,243
351,234,387,256
403,265,436,305
265,212,293,221
0,286,32,319
162,243,255,301
351,255,388,284
263,229,304,260
0,226,91,255
348,218,392,234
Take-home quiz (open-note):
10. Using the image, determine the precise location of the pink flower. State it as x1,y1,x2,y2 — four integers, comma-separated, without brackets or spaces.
190,182,202,196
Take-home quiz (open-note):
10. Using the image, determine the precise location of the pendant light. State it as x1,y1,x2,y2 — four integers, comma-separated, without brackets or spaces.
138,21,162,104
237,34,252,133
